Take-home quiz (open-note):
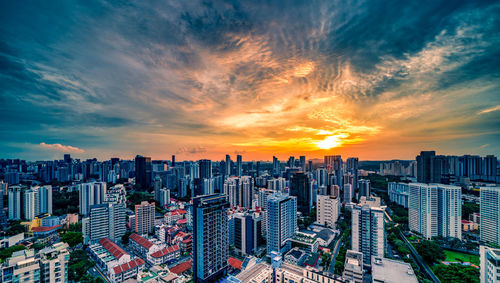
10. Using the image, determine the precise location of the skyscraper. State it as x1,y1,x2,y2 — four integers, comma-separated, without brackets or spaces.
416,151,436,183
324,155,343,189
8,186,21,220
266,193,297,255
135,201,155,235
193,194,230,282
346,157,359,189
224,176,254,208
236,155,242,177
480,186,500,245
22,186,52,220
358,179,370,199
171,155,176,167
299,156,306,172
225,154,232,176
153,175,162,202
351,201,385,266
409,183,462,239
79,182,107,216
290,173,311,214
198,159,212,179
135,155,152,189
233,212,263,255
273,156,280,176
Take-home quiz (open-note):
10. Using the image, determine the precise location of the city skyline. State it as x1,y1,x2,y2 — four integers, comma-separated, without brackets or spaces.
1,1,499,161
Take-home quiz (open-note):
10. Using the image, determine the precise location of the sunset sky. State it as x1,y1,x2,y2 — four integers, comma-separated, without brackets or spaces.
1,1,499,161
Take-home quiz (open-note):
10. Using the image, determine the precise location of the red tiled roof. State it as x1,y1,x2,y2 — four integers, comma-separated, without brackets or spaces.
130,233,154,249
150,245,180,258
176,219,187,225
169,260,192,274
462,220,473,224
98,238,129,260
32,225,61,232
113,258,145,274
181,237,192,244
228,257,243,270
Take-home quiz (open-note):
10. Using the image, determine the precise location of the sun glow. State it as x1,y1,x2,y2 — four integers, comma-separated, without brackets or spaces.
315,134,348,149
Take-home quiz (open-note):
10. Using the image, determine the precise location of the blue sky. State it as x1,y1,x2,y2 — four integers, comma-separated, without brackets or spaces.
1,0,499,161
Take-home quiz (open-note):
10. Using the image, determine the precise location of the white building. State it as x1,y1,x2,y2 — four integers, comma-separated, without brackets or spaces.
388,182,409,208
371,256,418,283
408,183,462,240
480,187,500,245
316,195,339,228
79,182,107,216
480,245,500,283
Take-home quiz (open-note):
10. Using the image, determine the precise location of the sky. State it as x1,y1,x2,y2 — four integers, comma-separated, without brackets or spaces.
1,0,499,161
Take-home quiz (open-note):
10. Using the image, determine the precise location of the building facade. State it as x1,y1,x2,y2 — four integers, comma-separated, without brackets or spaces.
480,187,500,245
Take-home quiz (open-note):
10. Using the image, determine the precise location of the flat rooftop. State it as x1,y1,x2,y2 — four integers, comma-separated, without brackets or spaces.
371,257,418,283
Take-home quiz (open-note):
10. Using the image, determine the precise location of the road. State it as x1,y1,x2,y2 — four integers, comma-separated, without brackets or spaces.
399,231,440,283
328,237,343,274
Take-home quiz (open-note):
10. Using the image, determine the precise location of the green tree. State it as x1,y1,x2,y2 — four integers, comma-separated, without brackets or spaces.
122,231,133,244
416,240,445,264
61,231,83,247
0,245,26,262
433,263,479,283
5,223,25,236
462,202,479,220
69,250,95,282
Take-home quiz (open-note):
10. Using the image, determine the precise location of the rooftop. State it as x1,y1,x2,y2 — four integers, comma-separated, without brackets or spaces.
98,238,129,260
113,258,145,274
130,233,154,249
228,257,243,270
150,245,179,258
169,260,192,274
371,257,418,283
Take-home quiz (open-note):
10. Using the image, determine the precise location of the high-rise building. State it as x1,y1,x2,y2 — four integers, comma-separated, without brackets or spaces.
193,194,230,282
290,173,311,214
388,182,409,208
266,193,297,255
299,156,306,172
359,179,370,199
317,195,339,228
38,185,52,215
135,155,152,189
0,249,40,282
346,157,359,188
135,201,155,235
480,245,500,283
351,201,385,266
344,183,354,203
480,186,500,245
23,188,39,220
233,212,263,255
82,202,126,244
273,156,280,176
159,188,170,208
172,155,176,167
0,182,5,227
8,186,21,220
416,151,436,183
39,242,70,283
225,155,232,176
79,182,107,216
236,155,242,177
198,159,212,179
408,183,462,240
324,155,343,189
267,177,286,192
224,176,254,208
153,175,162,202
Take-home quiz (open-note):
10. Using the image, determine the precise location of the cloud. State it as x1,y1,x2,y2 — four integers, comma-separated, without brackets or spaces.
478,105,500,115
39,142,85,153
176,146,207,155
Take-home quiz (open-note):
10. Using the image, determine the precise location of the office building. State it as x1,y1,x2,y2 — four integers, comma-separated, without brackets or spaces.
135,201,155,235
135,155,152,189
193,194,230,282
236,155,242,177
480,186,500,245
371,256,418,283
346,157,359,188
480,245,500,283
266,193,297,255
290,173,311,214
358,179,370,199
233,212,263,255
79,182,107,216
388,182,409,208
324,155,343,188
8,186,21,220
351,201,385,266
316,195,339,228
343,250,364,283
344,183,354,203
408,183,462,240
225,155,232,176
153,175,162,202
273,156,280,176
267,177,286,192
416,151,436,183
199,159,212,179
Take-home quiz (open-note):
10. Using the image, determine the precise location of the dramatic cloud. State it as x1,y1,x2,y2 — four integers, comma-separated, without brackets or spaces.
39,143,85,154
0,0,499,160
